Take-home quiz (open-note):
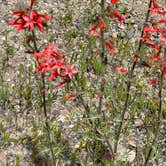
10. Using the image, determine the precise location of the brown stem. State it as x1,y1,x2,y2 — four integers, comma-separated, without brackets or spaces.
96,128,115,159
41,75,56,165
32,31,56,165
137,0,152,54
72,80,90,115
98,83,104,114
114,0,152,154
144,48,165,166
114,61,136,153
100,0,107,64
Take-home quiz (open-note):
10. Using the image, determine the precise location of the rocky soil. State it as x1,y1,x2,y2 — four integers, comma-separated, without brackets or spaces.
0,0,166,165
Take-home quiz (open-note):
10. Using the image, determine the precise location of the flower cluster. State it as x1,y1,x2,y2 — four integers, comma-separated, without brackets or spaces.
8,0,51,32
34,44,78,87
89,0,127,57
8,0,78,87
142,0,166,80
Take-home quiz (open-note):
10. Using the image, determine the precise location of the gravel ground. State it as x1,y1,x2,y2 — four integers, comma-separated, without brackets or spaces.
0,0,166,165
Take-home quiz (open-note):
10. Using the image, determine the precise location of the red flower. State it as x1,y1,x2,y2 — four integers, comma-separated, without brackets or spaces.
148,79,158,85
110,10,127,25
149,0,163,15
115,66,128,73
89,24,100,37
65,93,76,101
63,64,78,80
8,9,51,32
110,0,118,4
56,81,67,88
99,21,105,31
35,44,78,85
34,44,65,75
49,71,59,81
105,40,114,56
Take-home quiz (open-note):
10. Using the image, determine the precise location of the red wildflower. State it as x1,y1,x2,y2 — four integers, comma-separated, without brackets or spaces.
145,42,159,51
149,0,163,15
105,40,114,56
99,21,105,31
110,10,127,25
89,24,100,37
148,79,158,85
149,51,164,63
8,8,51,32
35,44,78,86
49,71,59,81
65,93,76,101
56,81,67,88
63,64,78,80
115,66,128,73
109,0,118,4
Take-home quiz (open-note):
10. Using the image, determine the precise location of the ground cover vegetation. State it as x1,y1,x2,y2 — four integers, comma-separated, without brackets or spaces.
0,0,166,165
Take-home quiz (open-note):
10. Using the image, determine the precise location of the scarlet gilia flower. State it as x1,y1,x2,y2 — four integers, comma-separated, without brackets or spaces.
110,10,128,25
62,64,78,80
141,0,166,83
8,0,51,32
34,44,78,86
105,40,114,56
149,0,164,15
65,93,77,101
148,79,158,85
99,21,105,31
109,0,118,4
115,66,128,73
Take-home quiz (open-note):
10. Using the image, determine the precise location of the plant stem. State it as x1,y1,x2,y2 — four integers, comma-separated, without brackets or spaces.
114,61,136,153
32,31,56,165
100,0,107,64
41,75,56,165
96,128,115,159
137,0,152,54
72,80,90,115
114,0,152,154
143,48,165,166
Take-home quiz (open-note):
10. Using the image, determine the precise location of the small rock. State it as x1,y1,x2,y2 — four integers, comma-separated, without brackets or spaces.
124,112,130,120
128,139,136,148
134,119,144,127
127,150,136,162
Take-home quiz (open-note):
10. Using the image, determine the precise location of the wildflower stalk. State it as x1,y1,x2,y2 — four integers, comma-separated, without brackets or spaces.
72,80,90,115
114,0,152,154
143,48,165,166
96,128,115,159
100,0,107,64
32,31,56,166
